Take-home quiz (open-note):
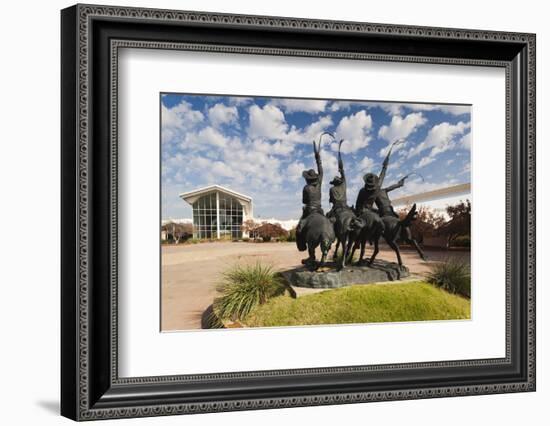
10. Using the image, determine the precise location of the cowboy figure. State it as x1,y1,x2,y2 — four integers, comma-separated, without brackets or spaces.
355,144,407,218
327,140,349,221
297,140,323,233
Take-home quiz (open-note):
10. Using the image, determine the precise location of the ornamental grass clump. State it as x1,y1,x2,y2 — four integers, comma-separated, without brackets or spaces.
427,259,471,298
213,263,287,322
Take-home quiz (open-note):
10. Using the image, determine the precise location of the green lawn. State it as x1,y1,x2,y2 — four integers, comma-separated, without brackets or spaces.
243,281,470,328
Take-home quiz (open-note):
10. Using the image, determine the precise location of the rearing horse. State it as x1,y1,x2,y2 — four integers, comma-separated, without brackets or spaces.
349,204,426,266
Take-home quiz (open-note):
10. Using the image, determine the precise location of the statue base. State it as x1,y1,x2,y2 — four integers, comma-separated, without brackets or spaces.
282,260,410,289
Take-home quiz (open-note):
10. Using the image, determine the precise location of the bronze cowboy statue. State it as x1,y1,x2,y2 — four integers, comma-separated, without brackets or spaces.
327,139,365,270
355,139,406,218
352,139,427,266
295,133,335,270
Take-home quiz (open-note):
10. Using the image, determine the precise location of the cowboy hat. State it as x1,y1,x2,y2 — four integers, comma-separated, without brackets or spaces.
362,173,379,191
330,176,344,185
302,169,319,180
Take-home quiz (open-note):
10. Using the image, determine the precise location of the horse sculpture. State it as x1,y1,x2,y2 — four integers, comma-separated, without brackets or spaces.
296,211,335,271
331,208,365,270
379,203,426,266
326,138,366,270
349,204,426,267
295,134,427,272
347,208,385,265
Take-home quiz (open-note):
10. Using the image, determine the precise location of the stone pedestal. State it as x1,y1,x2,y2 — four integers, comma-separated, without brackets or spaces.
281,260,409,289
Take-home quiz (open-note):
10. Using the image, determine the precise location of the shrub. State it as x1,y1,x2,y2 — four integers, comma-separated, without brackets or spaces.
286,228,297,242
161,222,193,243
452,235,471,248
185,238,201,244
254,223,288,241
213,263,287,322
427,259,471,298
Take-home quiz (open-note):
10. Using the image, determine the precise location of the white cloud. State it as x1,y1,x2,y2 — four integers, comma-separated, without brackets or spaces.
247,104,288,140
415,156,436,169
379,103,403,116
329,101,353,112
408,121,470,169
377,103,470,116
247,103,333,147
293,115,334,144
356,156,375,172
408,104,471,116
184,126,240,150
210,160,240,179
334,110,373,153
223,145,283,187
287,161,306,181
161,101,204,145
320,149,339,188
377,112,427,157
460,132,472,150
378,112,427,142
208,103,238,127
252,139,294,156
408,121,470,159
162,101,204,129
460,162,471,175
270,98,328,114
227,96,253,106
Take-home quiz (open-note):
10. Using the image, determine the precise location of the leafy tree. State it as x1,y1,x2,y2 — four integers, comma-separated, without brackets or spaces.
254,222,289,242
438,200,471,246
398,205,445,243
161,221,193,242
286,227,297,242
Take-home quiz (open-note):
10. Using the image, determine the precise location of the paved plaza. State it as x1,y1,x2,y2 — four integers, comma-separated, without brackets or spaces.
161,241,470,331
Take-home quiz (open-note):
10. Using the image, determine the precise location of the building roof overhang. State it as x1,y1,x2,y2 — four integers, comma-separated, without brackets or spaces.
179,185,252,205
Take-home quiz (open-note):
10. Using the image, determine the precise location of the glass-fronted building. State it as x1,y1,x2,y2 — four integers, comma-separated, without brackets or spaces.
179,185,253,239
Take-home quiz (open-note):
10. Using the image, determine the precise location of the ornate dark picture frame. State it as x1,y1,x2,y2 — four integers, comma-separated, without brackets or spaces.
61,4,536,421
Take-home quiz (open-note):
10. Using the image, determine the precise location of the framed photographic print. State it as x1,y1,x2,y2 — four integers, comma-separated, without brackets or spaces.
61,4,536,421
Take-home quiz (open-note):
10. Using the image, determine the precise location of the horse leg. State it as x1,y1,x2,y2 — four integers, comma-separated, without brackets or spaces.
320,239,330,267
305,244,318,271
332,239,340,260
338,234,347,270
387,239,403,266
300,240,313,264
368,238,380,265
401,226,426,261
345,235,355,265
359,240,366,264
348,240,359,265
407,237,427,261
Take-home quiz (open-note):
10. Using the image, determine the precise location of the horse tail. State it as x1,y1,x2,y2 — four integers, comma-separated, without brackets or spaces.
296,229,307,251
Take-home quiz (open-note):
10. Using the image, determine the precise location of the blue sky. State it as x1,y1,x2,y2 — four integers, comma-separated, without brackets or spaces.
161,94,471,220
